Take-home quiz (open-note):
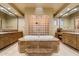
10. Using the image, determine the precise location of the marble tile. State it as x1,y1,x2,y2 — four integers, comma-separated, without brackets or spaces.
0,42,79,56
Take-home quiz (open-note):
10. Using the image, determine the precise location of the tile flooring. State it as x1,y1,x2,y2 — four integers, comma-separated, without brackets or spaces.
0,42,79,56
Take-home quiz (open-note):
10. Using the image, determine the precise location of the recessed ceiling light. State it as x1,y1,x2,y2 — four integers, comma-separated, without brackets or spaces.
67,8,70,11
8,8,11,10
63,13,68,16
74,8,77,10
60,13,63,15
15,13,17,14
65,13,68,15
0,7,4,10
9,13,12,14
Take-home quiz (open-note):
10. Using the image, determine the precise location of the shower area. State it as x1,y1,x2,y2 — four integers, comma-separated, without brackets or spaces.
28,15,49,35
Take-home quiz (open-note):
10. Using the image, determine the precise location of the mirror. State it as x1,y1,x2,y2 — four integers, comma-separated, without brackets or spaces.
59,6,79,31
0,5,18,31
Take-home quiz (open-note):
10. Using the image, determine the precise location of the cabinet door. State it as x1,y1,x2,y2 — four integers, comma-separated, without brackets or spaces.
62,33,70,44
62,33,66,43
2,35,10,46
68,34,76,48
77,35,79,50
0,37,4,49
65,33,71,44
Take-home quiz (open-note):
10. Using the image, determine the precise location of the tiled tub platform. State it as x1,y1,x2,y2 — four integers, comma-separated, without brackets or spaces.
18,35,59,56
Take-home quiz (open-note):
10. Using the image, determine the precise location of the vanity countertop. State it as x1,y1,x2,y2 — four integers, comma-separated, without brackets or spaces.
63,32,79,35
0,32,16,34
0,31,22,35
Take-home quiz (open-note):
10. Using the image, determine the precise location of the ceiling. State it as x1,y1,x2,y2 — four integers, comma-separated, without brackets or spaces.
10,3,68,16
1,3,78,17
56,3,79,17
0,3,23,17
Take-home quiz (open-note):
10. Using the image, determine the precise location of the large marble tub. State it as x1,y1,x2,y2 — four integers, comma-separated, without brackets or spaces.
18,35,59,55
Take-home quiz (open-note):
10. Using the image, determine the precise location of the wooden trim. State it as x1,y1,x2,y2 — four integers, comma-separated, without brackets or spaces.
54,3,70,17
9,3,24,16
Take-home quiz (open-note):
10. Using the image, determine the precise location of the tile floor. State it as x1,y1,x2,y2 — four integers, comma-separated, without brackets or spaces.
0,42,79,56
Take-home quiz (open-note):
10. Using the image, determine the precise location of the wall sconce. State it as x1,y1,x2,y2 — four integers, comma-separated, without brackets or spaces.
35,7,44,15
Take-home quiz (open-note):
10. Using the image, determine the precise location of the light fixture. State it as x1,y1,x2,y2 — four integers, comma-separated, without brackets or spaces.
70,8,77,13
15,13,17,14
73,8,77,11
67,8,70,11
65,13,68,15
0,7,4,10
9,12,12,14
62,13,68,17
60,13,63,16
35,7,44,15
8,8,11,10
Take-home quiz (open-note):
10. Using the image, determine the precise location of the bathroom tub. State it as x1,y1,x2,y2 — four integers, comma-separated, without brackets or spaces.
18,35,59,55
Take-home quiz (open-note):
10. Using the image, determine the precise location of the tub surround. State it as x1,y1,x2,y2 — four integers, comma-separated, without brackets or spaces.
18,36,59,55
0,31,23,49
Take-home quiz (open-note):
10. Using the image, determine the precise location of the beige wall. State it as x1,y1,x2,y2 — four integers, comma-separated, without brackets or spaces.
18,17,25,32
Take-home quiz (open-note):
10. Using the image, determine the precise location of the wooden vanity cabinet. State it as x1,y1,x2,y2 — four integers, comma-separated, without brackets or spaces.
68,34,76,48
62,32,77,49
0,32,23,49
